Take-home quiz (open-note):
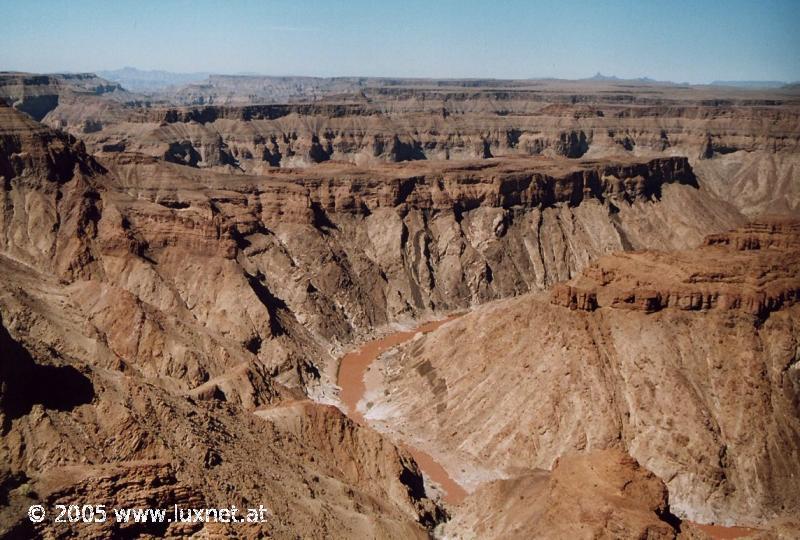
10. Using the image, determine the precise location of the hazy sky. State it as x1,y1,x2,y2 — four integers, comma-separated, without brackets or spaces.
2,0,798,83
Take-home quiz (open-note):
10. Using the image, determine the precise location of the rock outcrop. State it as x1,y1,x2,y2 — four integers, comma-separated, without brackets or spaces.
551,217,800,318
439,449,682,540
363,221,800,529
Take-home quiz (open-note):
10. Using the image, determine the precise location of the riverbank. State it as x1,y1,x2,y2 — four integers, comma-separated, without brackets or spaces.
336,315,468,505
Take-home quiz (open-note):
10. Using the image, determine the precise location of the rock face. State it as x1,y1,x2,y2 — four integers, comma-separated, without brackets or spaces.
551,217,800,317
439,449,680,540
364,221,800,528
94,152,742,362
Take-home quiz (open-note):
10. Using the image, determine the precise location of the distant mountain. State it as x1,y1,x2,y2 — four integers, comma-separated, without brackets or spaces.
584,72,659,84
97,67,210,92
710,80,788,89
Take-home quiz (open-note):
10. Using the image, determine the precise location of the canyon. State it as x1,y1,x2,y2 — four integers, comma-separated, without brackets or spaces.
0,72,798,538
362,219,800,532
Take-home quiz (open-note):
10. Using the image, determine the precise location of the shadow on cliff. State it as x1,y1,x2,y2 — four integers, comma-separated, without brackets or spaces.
0,319,94,431
244,271,288,338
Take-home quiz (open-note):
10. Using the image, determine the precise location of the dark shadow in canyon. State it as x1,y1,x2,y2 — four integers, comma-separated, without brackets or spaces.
0,319,95,431
244,271,289,338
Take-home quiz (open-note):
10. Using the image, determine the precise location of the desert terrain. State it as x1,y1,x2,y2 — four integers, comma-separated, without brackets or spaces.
0,72,798,538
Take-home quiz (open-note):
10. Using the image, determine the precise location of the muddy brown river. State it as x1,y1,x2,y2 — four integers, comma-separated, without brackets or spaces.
692,524,759,539
337,316,468,505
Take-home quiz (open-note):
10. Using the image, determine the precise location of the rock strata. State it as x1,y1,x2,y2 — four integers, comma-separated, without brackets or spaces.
3,72,795,216
551,218,800,318
365,221,800,529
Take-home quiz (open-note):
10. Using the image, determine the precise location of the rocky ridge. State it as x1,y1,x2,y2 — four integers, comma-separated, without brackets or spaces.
551,217,800,317
362,220,800,530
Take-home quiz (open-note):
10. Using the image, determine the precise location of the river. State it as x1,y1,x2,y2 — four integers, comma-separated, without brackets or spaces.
337,316,468,505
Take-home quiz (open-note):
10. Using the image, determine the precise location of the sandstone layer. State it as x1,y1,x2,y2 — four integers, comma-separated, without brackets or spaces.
2,73,798,217
364,221,800,530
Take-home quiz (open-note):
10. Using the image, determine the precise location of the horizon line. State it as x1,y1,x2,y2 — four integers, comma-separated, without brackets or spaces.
1,67,797,87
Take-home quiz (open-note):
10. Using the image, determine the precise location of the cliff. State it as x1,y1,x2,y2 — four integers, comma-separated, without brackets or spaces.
551,217,800,318
363,221,800,528
3,73,796,216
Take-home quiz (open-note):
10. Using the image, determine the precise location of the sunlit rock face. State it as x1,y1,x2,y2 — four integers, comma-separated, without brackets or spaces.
0,74,797,537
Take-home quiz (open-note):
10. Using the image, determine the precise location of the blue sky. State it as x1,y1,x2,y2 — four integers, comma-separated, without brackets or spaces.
1,0,798,83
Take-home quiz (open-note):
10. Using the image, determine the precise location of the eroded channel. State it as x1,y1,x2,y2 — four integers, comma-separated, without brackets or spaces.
337,316,468,505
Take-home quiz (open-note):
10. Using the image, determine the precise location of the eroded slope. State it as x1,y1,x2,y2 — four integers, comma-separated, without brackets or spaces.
364,221,800,528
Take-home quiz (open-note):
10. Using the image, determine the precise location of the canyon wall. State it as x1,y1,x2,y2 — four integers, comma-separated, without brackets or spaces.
1,99,741,396
362,221,800,527
3,72,795,217
0,102,444,537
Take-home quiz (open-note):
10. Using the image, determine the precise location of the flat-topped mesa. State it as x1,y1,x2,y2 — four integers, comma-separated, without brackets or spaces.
252,156,696,225
551,219,800,318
